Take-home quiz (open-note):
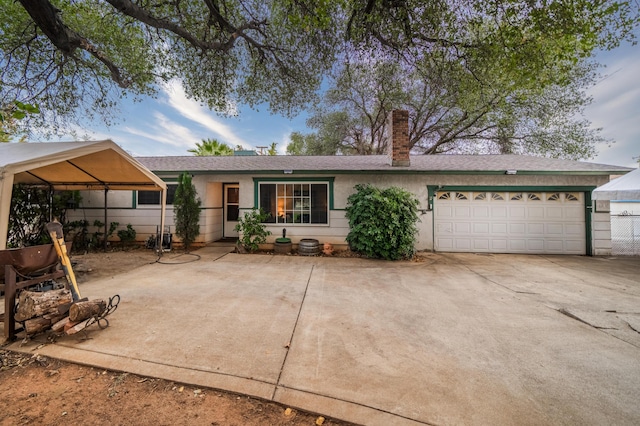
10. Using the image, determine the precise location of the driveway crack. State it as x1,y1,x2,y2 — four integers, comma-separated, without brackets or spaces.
271,265,314,400
625,321,640,335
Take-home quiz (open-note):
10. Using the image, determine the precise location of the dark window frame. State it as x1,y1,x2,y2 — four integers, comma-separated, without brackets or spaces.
258,181,329,225
138,184,178,206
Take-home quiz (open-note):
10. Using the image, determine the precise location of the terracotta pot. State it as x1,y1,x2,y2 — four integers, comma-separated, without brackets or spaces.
322,242,334,255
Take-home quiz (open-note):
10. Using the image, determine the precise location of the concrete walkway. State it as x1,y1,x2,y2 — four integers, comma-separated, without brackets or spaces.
5,248,640,425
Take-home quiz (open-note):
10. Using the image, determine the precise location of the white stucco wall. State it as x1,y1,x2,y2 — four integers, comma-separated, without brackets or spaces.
592,212,613,255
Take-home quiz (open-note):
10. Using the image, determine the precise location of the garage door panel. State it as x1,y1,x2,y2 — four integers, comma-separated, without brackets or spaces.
473,222,490,233
509,223,526,234
435,206,453,218
565,224,583,235
436,238,454,250
454,206,471,217
528,207,545,218
491,207,507,217
547,223,563,234
545,240,565,252
491,240,508,250
509,240,526,251
564,240,584,252
527,223,544,235
509,207,526,218
545,207,564,219
473,240,490,250
455,239,471,250
472,206,490,217
564,206,583,218
527,240,544,251
435,191,585,254
455,223,471,233
491,223,507,234
436,222,453,233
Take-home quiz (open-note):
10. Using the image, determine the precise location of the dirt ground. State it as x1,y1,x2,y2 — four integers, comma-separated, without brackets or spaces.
1,247,353,426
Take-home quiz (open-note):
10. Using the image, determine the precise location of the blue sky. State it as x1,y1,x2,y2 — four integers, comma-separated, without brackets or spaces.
62,42,639,168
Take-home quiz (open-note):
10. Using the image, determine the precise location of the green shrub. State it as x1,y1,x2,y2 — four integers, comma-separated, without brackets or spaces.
117,224,137,244
8,185,81,248
345,184,419,260
234,208,271,252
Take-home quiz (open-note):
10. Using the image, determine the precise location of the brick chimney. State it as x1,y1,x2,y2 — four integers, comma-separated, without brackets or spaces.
387,109,410,167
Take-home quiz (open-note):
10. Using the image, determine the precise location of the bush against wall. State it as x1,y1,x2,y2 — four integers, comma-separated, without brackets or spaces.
345,184,419,260
8,185,81,248
117,224,137,245
173,172,201,252
234,208,271,253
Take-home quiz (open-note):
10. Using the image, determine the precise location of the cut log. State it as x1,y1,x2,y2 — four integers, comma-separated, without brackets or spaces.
51,316,70,332
15,289,73,322
64,320,81,332
24,314,65,335
66,319,92,335
69,299,106,322
57,297,88,315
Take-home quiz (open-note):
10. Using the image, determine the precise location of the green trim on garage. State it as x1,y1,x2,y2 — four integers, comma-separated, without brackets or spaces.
433,185,596,192
585,190,593,256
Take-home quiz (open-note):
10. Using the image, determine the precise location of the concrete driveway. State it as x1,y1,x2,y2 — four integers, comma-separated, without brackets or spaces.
7,248,640,425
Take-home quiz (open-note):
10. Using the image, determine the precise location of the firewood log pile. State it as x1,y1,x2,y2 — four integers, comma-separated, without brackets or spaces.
15,289,108,336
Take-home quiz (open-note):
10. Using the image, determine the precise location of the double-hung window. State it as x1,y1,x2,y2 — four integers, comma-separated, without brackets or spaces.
258,182,328,224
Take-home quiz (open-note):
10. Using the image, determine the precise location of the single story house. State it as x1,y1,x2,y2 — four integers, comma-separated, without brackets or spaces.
69,111,631,256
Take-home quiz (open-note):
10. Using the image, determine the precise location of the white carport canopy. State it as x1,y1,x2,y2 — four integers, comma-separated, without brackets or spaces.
0,140,166,249
593,168,640,201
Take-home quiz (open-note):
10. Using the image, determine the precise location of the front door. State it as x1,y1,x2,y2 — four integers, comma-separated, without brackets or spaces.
224,184,240,238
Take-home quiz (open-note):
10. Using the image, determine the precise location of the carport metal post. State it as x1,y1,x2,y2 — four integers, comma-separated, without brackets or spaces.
0,172,16,250
104,189,108,252
159,187,166,254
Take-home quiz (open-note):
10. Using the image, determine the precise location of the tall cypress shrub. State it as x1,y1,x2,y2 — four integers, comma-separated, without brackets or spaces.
173,172,201,252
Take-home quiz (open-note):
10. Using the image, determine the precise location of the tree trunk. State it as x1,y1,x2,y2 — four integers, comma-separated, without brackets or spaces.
69,299,106,322
14,289,73,322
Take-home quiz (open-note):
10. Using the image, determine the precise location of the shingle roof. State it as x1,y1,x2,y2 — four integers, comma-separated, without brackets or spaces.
136,154,631,175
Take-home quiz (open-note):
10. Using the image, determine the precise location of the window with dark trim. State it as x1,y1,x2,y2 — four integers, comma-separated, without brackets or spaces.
259,182,328,224
138,184,178,205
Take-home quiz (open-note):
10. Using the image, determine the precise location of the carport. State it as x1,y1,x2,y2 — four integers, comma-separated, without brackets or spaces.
593,168,640,201
0,140,166,250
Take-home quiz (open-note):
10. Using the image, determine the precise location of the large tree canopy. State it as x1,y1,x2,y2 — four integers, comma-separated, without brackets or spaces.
1,0,637,140
288,57,606,159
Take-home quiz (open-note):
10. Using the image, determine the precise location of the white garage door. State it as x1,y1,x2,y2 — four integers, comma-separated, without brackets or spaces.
435,191,586,254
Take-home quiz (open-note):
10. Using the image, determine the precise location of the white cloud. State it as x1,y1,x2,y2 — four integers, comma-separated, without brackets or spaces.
587,45,640,167
276,131,292,154
162,81,250,148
